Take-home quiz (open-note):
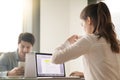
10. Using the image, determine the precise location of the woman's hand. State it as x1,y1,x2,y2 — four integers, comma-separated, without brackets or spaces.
69,71,84,78
67,35,79,44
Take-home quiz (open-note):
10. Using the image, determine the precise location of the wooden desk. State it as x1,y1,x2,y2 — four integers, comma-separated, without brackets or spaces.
0,77,85,80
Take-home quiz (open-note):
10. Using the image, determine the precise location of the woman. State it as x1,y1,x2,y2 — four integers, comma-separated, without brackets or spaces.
52,2,120,80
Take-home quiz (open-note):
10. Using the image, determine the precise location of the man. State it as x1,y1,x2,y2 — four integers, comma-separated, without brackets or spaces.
0,32,35,76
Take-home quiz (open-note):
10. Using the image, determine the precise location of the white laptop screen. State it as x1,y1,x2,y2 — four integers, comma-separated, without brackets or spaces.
35,53,65,77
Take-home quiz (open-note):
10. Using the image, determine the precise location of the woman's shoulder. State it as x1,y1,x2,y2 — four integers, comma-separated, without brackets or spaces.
81,34,97,41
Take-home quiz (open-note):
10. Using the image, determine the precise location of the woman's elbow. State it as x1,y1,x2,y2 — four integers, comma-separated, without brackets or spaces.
51,57,62,64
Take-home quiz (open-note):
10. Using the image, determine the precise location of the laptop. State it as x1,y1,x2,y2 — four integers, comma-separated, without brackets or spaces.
35,53,65,77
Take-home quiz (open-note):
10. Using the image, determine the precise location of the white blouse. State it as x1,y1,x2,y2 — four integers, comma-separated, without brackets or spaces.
52,34,120,80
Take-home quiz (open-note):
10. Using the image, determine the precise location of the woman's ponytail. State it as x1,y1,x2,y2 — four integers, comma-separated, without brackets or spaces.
97,2,119,53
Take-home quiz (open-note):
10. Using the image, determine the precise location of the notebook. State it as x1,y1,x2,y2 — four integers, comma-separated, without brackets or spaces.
24,53,36,78
35,53,65,77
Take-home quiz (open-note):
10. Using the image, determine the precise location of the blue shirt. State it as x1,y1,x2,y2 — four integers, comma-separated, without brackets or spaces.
0,51,20,76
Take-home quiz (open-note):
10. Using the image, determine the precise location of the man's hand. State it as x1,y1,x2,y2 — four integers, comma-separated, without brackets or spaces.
7,67,24,76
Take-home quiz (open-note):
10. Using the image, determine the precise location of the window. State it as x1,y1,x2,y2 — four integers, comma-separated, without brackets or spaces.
0,0,24,52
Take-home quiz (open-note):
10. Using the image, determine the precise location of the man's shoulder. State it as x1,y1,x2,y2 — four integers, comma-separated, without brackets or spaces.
0,51,17,62
1,51,16,57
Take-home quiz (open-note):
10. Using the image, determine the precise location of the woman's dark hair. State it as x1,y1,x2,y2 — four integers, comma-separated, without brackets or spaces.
18,32,35,46
80,2,119,53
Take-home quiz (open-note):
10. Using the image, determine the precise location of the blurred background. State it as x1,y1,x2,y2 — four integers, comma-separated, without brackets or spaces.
0,0,119,76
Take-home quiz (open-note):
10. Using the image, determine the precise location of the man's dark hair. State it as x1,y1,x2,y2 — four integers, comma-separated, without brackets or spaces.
18,32,35,46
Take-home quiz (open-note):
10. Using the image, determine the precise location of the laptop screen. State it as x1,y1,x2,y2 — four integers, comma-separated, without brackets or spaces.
35,53,65,77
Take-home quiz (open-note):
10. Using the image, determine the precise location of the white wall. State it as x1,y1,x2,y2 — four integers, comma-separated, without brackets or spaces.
40,0,87,76
40,0,70,53
69,0,87,35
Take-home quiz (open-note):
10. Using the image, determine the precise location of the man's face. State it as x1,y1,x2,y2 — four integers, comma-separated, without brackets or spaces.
18,40,33,61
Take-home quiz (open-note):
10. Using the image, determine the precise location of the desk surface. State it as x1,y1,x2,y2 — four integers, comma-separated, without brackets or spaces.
0,77,85,80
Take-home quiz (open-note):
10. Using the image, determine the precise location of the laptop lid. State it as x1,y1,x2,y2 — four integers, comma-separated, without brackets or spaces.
35,53,65,77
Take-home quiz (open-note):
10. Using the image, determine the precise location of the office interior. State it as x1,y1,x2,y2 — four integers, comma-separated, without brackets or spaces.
0,0,120,77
